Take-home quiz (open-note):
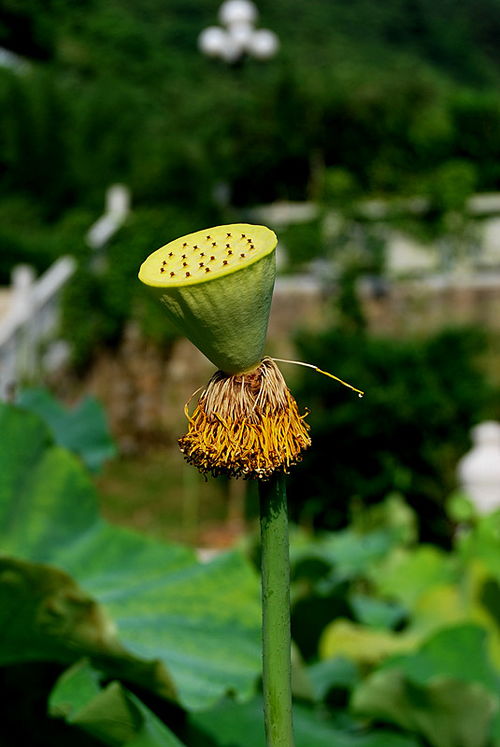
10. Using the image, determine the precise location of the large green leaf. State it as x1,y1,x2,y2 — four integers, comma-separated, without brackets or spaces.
289,494,417,585
380,624,500,695
352,669,497,747
458,510,500,582
50,660,186,746
350,593,407,630
319,619,416,665
0,402,261,710
17,387,116,473
368,546,455,608
307,657,361,701
191,696,421,747
352,625,500,747
380,624,500,744
313,528,398,579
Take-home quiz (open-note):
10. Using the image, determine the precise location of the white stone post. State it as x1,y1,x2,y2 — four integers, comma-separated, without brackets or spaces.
86,184,130,252
458,421,500,514
11,265,37,383
10,264,35,321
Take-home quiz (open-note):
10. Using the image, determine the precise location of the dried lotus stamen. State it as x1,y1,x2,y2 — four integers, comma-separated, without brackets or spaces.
179,358,311,479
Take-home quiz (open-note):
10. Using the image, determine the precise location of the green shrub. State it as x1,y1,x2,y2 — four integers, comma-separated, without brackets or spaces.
289,326,497,545
0,198,90,283
2,401,499,746
279,220,323,270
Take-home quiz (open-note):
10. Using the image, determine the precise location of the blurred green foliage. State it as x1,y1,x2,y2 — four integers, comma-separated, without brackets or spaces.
17,387,116,472
0,198,92,283
1,5,500,743
290,325,497,545
286,494,500,747
279,219,323,270
2,0,500,365
1,400,499,745
0,400,262,742
2,0,500,227
50,663,186,747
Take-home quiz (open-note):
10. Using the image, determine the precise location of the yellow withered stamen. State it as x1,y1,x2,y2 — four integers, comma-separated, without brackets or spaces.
272,358,364,397
179,358,311,480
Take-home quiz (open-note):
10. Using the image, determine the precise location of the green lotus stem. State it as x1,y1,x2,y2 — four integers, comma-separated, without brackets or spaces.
259,473,295,747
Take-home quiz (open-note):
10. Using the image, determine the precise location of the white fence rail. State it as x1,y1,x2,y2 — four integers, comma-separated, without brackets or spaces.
0,184,130,399
86,184,130,250
0,256,76,399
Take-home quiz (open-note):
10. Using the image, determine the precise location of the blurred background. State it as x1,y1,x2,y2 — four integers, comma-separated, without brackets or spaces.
3,2,500,746
2,0,500,545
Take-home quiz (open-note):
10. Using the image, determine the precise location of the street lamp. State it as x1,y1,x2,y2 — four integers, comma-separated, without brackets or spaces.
198,0,279,64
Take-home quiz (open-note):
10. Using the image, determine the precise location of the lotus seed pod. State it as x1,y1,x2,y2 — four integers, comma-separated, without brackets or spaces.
138,223,277,374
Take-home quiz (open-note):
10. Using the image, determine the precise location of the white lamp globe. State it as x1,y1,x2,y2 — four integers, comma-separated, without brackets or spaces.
198,26,227,57
248,28,279,59
219,0,257,27
228,22,254,52
220,34,242,63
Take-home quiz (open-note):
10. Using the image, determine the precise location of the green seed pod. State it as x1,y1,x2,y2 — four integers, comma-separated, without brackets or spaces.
138,223,277,374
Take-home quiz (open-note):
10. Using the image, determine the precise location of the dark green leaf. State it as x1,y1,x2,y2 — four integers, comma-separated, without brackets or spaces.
307,657,361,701
350,594,407,630
192,697,420,747
299,528,398,582
369,546,455,608
17,388,116,473
50,660,186,746
459,510,500,581
352,669,497,747
381,624,500,695
0,402,261,710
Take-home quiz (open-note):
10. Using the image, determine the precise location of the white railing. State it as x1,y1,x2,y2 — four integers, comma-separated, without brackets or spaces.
86,184,130,250
251,193,500,277
0,257,76,399
0,185,131,399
